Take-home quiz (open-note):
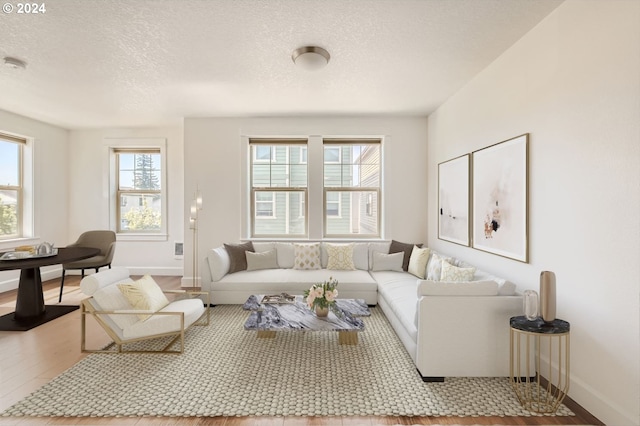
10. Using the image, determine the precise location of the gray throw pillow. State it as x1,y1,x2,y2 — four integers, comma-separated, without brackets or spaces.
224,241,255,274
246,249,278,271
389,239,423,271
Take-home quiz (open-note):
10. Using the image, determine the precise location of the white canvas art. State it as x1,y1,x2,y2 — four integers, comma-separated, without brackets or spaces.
438,154,469,246
472,134,528,262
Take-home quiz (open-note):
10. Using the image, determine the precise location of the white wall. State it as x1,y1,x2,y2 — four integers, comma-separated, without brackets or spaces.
427,1,640,424
0,109,70,291
183,116,428,283
68,126,184,276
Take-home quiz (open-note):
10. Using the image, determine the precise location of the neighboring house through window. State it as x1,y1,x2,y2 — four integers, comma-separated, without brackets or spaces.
323,139,381,238
250,139,308,237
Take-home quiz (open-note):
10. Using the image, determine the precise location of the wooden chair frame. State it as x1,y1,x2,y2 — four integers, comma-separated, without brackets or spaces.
81,290,210,354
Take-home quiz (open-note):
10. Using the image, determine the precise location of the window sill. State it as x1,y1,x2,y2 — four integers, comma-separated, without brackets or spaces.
0,237,40,251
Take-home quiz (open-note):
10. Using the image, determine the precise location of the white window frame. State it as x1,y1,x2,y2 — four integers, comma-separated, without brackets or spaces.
105,138,168,241
300,146,308,164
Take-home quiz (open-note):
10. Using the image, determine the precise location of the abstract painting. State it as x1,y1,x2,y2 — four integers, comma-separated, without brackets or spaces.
438,154,470,246
472,134,528,262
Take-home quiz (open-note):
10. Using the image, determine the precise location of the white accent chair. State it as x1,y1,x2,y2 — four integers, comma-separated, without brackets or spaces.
79,267,209,354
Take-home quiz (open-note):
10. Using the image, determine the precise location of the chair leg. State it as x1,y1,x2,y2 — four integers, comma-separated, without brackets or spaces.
81,269,85,278
95,268,99,273
59,270,66,303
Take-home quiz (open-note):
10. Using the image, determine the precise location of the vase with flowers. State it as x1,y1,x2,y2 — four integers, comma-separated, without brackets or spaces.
304,277,339,318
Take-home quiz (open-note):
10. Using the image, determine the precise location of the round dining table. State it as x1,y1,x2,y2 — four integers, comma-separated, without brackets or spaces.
0,246,100,331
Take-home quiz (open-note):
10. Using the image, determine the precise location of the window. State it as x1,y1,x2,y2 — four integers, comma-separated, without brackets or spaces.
254,145,275,162
115,149,163,233
255,192,275,218
323,139,381,237
250,139,308,237
326,192,341,217
0,134,24,240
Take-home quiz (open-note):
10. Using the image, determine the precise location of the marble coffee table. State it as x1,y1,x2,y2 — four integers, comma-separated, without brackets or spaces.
242,294,370,345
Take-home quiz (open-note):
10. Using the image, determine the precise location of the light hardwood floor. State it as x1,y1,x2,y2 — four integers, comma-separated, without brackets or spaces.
0,275,602,426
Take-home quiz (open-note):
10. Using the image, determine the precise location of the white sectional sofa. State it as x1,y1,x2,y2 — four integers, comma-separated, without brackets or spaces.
204,240,527,380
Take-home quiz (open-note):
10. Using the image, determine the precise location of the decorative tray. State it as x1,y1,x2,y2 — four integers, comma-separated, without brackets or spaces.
261,293,296,304
0,248,58,261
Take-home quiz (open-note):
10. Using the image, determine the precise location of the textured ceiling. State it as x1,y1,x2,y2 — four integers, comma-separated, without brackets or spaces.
0,0,563,129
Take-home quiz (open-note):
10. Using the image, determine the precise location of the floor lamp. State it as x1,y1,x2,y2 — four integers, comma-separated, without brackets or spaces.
189,189,203,289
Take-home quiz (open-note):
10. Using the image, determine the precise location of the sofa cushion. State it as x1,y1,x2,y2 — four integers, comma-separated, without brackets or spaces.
370,271,419,340
389,240,423,271
474,269,517,295
293,243,321,270
117,275,170,321
371,251,404,272
326,243,356,271
207,246,230,282
408,246,430,279
224,242,255,273
440,260,476,281
246,249,279,271
211,269,376,293
417,280,499,296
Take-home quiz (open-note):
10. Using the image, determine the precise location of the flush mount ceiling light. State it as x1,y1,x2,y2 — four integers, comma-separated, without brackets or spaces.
291,46,330,71
3,56,27,70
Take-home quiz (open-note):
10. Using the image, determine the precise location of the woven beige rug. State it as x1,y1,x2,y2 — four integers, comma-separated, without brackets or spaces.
2,305,573,418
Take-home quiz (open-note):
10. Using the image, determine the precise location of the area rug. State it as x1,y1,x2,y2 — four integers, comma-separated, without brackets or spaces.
2,305,573,418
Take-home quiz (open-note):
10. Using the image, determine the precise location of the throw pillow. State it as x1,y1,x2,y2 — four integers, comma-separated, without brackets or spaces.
389,239,423,271
425,253,454,281
246,249,279,271
408,246,431,279
224,241,255,274
117,275,170,321
326,243,356,270
293,243,321,270
371,251,404,272
440,260,476,282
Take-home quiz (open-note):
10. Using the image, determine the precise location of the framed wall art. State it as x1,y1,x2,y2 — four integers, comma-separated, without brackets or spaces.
438,154,470,246
472,134,528,262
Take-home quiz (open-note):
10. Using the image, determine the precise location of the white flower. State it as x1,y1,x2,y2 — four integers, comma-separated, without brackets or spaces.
306,293,316,308
325,289,337,302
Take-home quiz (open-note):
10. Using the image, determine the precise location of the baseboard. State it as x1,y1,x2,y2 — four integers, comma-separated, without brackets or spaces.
0,266,184,294
539,354,629,425
0,265,63,293
181,276,202,287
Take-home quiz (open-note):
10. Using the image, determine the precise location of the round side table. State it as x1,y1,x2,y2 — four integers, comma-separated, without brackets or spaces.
509,316,570,413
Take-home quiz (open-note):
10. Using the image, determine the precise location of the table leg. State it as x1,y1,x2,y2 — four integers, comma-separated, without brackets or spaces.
15,267,45,319
257,331,276,339
338,331,358,345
